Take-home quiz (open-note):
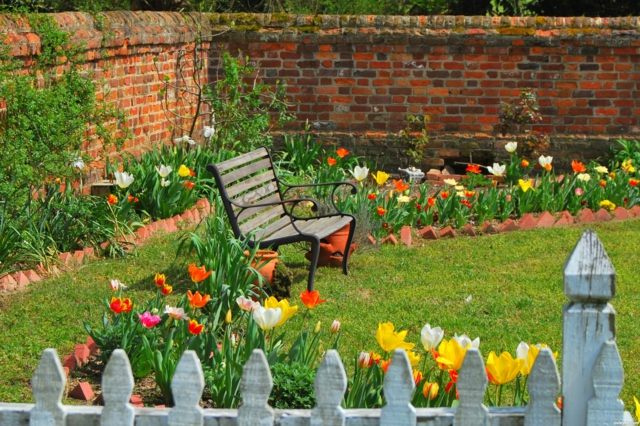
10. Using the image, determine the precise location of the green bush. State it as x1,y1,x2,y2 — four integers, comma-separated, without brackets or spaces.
269,362,316,409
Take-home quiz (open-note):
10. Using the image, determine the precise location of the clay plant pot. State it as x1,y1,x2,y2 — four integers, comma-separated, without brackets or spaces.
248,249,279,284
305,242,357,267
323,224,352,256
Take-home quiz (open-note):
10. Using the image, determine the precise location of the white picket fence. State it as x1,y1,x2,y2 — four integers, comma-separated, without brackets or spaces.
0,230,635,425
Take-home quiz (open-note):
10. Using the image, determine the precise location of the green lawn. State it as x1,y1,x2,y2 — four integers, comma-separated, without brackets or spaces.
1,220,639,407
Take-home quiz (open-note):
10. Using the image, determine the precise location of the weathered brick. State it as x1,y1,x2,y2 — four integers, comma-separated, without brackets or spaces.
417,226,439,240
594,208,612,222
536,211,556,228
439,226,456,238
576,208,596,223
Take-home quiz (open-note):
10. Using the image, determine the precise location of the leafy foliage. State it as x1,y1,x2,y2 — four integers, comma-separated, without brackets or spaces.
269,362,316,409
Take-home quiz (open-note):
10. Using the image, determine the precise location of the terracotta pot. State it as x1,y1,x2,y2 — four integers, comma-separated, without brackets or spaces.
306,242,357,267
323,224,352,256
248,249,279,284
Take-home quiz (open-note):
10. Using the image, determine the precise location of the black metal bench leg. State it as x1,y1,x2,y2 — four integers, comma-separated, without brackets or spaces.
342,218,356,275
307,238,320,292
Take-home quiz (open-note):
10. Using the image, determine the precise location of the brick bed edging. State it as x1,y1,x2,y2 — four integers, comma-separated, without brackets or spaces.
369,205,640,246
0,198,213,293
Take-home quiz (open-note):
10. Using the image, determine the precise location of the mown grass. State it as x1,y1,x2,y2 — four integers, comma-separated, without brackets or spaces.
0,220,638,408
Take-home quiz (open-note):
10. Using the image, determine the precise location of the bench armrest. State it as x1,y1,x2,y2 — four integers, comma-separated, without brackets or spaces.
230,197,318,210
280,181,357,214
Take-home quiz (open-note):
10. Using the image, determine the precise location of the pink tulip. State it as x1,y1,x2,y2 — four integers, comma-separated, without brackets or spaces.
138,311,161,328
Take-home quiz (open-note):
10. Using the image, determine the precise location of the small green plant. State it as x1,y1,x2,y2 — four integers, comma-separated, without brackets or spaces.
398,114,430,166
269,363,316,409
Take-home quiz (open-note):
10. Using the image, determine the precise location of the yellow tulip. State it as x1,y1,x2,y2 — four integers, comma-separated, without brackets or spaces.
486,351,523,385
264,296,298,326
407,350,421,367
436,338,467,371
375,322,415,353
599,199,616,212
225,309,232,324
518,179,534,192
634,396,640,421
423,382,439,400
622,159,636,173
372,171,390,186
178,164,191,177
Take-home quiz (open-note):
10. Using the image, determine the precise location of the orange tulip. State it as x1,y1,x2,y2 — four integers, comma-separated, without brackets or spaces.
571,160,586,173
161,284,173,296
380,359,391,373
376,206,386,216
188,263,211,283
127,195,139,203
110,297,133,314
440,191,449,199
630,178,639,187
336,147,349,158
521,159,530,168
107,194,118,205
188,319,204,335
187,290,211,308
154,273,166,288
466,164,482,174
327,157,337,166
300,289,326,309
183,181,195,190
367,193,376,200
423,382,439,400
393,179,410,192
427,197,436,207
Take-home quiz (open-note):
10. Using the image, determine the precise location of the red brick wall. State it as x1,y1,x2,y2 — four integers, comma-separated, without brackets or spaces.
4,12,640,172
2,11,211,177
209,14,640,169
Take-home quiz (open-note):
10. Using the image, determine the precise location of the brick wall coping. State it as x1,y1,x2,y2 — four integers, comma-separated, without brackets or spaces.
2,11,640,56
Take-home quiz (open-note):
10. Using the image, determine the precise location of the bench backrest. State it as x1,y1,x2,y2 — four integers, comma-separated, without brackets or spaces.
207,148,287,240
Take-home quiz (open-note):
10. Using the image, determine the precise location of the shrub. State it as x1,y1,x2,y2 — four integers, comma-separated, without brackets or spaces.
269,362,316,409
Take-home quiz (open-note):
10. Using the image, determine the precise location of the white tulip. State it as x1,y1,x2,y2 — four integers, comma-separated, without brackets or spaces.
505,142,518,153
487,163,506,177
350,165,370,182
109,279,127,291
161,178,170,187
397,195,411,203
538,155,553,169
164,306,188,321
203,125,215,139
595,165,608,174
114,171,135,189
236,296,259,312
454,333,480,349
420,323,444,351
156,165,173,178
516,341,530,361
577,173,591,182
252,306,282,330
72,157,85,170
443,178,457,186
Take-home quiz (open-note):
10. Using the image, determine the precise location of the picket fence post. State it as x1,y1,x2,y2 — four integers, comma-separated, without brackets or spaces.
238,349,274,426
311,349,347,426
101,349,134,426
562,230,618,426
29,349,67,426
454,348,488,426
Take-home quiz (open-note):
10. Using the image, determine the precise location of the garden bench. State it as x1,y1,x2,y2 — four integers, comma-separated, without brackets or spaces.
207,147,356,291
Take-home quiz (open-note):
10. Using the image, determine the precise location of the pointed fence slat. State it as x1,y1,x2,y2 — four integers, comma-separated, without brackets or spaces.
381,350,416,426
311,350,347,426
30,349,67,426
168,351,204,426
586,341,624,426
238,349,274,426
454,348,488,426
562,230,617,426
525,349,560,426
101,349,134,426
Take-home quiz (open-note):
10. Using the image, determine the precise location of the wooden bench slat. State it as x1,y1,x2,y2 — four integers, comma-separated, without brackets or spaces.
239,205,285,234
253,216,293,241
236,193,282,222
221,158,272,186
215,148,269,173
265,216,351,241
231,181,279,208
226,171,276,198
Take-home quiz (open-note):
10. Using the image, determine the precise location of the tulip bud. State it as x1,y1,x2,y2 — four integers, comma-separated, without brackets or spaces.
423,382,439,400
225,309,232,324
357,351,371,368
314,321,321,333
330,320,341,334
